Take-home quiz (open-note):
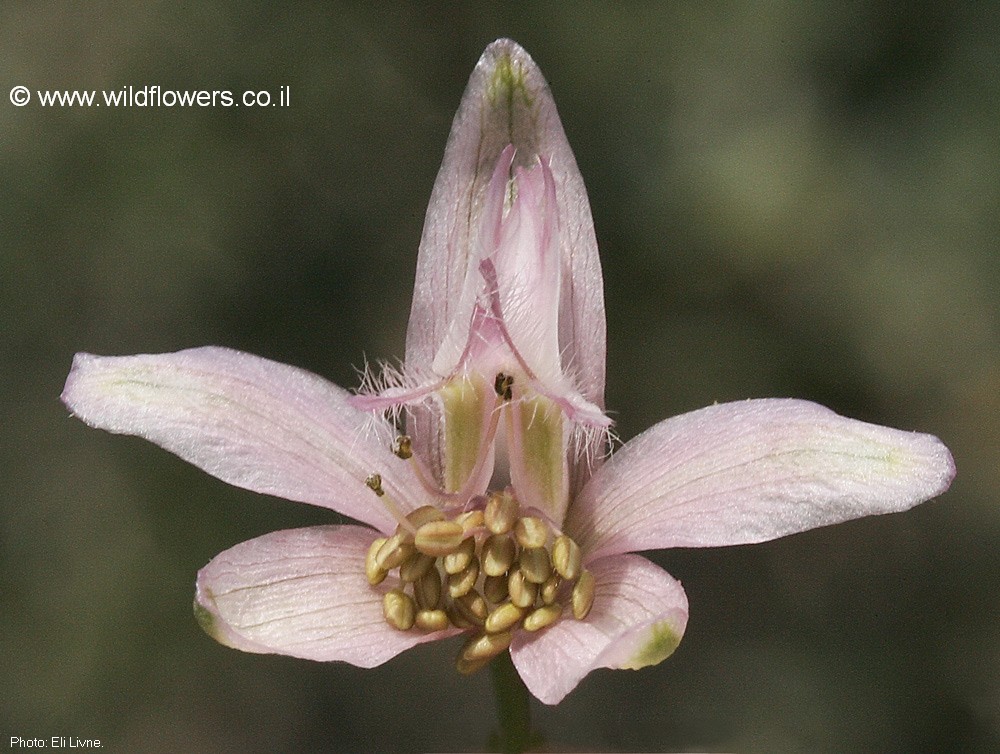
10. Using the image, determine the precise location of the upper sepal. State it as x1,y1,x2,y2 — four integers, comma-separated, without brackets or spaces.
403,40,608,487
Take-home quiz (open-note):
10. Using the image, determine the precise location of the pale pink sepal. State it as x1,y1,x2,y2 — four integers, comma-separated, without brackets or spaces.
569,399,957,562
510,554,689,705
61,347,434,533
195,525,458,666
406,40,606,401
404,39,608,480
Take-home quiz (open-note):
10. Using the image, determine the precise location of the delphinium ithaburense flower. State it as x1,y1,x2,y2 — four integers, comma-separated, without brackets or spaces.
62,39,955,708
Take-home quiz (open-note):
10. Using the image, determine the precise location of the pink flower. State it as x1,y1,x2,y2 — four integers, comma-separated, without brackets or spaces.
61,40,955,705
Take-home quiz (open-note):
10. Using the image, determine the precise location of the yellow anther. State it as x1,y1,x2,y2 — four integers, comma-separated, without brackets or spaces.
507,569,537,609
376,532,414,571
370,485,579,639
519,546,552,584
483,574,509,604
523,603,563,632
540,573,561,605
365,473,385,496
514,516,550,549
443,536,476,574
406,505,445,528
447,558,480,599
398,552,435,582
415,608,450,632
447,603,477,631
392,434,413,459
485,602,525,634
485,491,519,535
457,630,513,673
382,589,416,631
454,590,489,627
414,568,442,610
481,533,516,577
551,535,582,580
572,569,595,620
455,509,485,533
365,537,389,585
414,519,465,557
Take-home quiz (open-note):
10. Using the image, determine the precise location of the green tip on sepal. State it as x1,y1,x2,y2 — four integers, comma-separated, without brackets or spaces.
621,621,683,670
193,597,218,638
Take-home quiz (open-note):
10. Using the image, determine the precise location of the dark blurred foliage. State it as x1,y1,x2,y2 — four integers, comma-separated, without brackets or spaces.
3,2,998,751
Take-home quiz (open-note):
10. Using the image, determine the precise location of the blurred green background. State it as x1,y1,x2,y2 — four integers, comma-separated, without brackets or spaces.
3,2,998,752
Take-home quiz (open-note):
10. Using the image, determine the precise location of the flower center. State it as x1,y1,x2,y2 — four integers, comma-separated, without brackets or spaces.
365,489,594,673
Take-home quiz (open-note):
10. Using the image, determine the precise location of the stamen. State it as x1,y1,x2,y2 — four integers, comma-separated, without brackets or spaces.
382,589,416,631
455,591,490,626
514,516,550,549
483,574,509,604
519,546,552,584
376,533,415,571
399,443,448,500
485,491,519,534
406,505,445,528
447,558,480,599
494,372,514,401
551,534,582,580
414,568,442,610
415,608,450,632
523,603,562,632
456,631,513,674
365,472,417,534
507,569,537,609
367,489,597,671
398,552,435,582
485,602,525,634
443,536,476,575
365,537,389,586
572,569,595,620
414,520,465,556
364,473,384,495
481,533,516,576
540,573,561,605
447,603,478,631
392,434,413,459
455,509,485,533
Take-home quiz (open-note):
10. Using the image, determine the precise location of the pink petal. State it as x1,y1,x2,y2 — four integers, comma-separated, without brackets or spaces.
426,146,518,381
510,554,688,705
568,399,956,561
489,157,563,385
195,525,457,665
62,347,434,532
404,39,607,481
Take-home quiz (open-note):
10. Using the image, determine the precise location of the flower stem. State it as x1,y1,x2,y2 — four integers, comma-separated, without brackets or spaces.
490,652,533,753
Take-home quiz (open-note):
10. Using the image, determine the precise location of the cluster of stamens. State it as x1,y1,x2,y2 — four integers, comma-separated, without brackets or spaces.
365,488,594,674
